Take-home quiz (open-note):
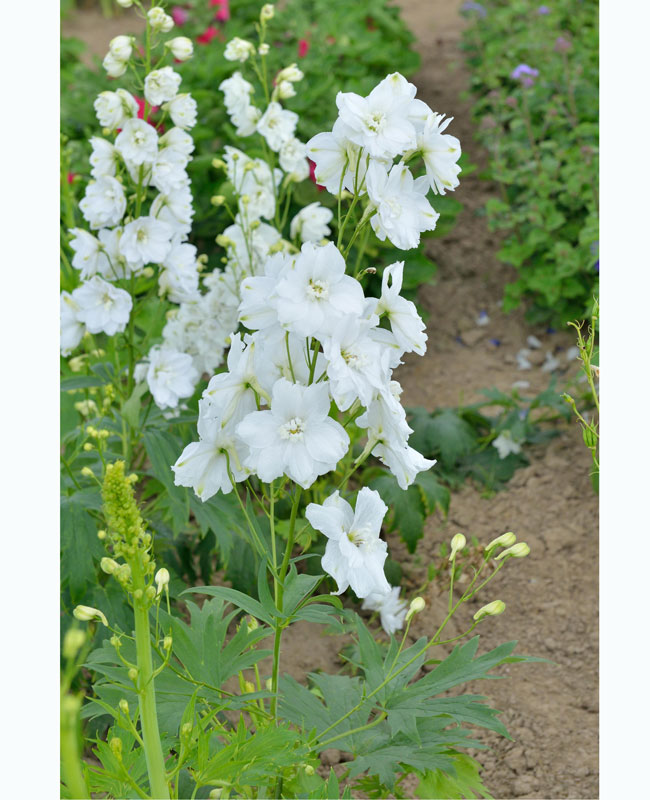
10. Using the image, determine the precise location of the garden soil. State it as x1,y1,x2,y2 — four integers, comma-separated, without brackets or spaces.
64,3,598,798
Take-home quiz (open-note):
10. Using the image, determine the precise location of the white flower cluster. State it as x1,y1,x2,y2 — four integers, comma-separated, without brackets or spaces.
219,58,309,181
306,72,462,250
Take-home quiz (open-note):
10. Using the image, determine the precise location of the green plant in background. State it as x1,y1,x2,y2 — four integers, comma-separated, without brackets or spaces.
460,0,598,326
562,298,599,490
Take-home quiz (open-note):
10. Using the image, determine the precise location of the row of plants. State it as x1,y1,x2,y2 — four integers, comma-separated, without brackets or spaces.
60,1,541,797
461,0,598,326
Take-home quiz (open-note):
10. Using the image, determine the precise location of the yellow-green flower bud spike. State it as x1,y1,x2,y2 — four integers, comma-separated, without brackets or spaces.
155,568,170,595
486,532,516,552
100,557,119,575
473,600,506,621
449,533,466,560
102,461,146,546
73,605,108,626
495,542,530,560
405,596,425,621
163,635,173,650
119,699,129,715
63,629,86,660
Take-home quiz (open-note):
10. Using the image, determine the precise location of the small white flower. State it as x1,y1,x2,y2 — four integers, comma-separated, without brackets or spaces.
140,345,199,409
115,118,159,166
417,112,462,195
224,37,256,63
166,36,193,61
119,216,174,270
362,586,408,635
102,51,128,79
89,137,119,179
147,7,174,32
276,80,295,99
237,379,349,489
151,185,194,237
74,276,132,336
542,351,561,372
277,64,304,83
94,89,139,131
159,127,195,159
109,35,134,61
527,335,542,349
290,202,333,243
305,122,364,194
68,228,103,279
306,488,391,599
219,72,255,112
79,176,126,230
492,431,522,459
164,94,197,130
256,102,298,152
159,240,200,302
375,261,427,355
516,348,532,370
144,66,182,107
151,147,189,194
60,291,85,355
279,138,309,180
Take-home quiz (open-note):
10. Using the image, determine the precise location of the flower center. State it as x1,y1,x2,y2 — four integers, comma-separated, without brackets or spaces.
306,279,329,300
279,416,306,440
347,525,371,547
364,111,385,134
136,228,148,243
134,131,146,145
342,348,366,370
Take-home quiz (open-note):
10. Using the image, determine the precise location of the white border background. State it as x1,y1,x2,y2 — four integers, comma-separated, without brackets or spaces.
1,0,648,796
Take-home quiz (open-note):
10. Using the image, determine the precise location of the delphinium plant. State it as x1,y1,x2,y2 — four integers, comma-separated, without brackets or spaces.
61,2,540,797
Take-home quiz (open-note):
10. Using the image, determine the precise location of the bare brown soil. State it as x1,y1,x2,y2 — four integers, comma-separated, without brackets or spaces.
63,2,598,797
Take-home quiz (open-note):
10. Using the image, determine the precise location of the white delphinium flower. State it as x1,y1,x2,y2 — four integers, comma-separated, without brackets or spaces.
224,37,256,63
151,185,194,236
231,104,263,137
219,71,255,110
375,261,427,355
335,72,418,159
221,220,282,278
79,176,126,229
108,35,134,62
151,147,189,194
89,137,119,179
238,251,293,330
102,51,128,79
274,241,365,338
492,431,522,459
237,378,349,489
253,328,320,393
322,316,391,411
73,276,132,336
277,64,304,83
159,127,195,159
256,102,298,152
94,89,138,130
306,120,366,194
162,300,231,377
275,80,296,100
119,216,174,271
115,118,159,166
68,229,103,279
366,162,439,250
60,291,85,355
137,345,198,410
289,202,333,243
306,488,391,598
417,112,462,195
147,7,174,32
362,586,408,635
164,94,198,130
144,66,182,107
159,240,200,302
97,227,128,280
200,333,263,429
357,391,435,489
279,138,309,181
166,36,194,61
172,412,250,500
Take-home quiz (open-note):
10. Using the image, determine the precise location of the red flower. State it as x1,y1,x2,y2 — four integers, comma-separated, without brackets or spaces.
67,172,76,184
171,6,188,26
298,37,310,58
197,25,218,44
210,0,230,22
308,159,324,192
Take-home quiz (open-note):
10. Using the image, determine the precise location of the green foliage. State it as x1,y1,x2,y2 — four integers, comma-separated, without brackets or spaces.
461,0,598,325
415,754,494,799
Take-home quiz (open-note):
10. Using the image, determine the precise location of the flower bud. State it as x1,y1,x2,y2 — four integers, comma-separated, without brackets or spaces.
212,158,226,169
116,0,134,7
109,737,123,759
224,37,256,63
211,195,226,206
142,267,155,279
83,443,94,452
128,667,138,682
119,698,129,714
258,43,270,56
449,533,466,560
166,36,193,61
73,605,108,626
98,529,107,540
163,635,173,650
265,678,273,691
181,721,193,738
147,7,174,32
243,680,256,693
277,63,304,83
486,532,516,552
209,790,223,800
109,35,134,61
246,615,259,631
405,596,425,621
68,355,87,372
304,765,315,776
261,4,275,21
495,542,530,560
102,51,128,78
155,568,170,595
473,600,506,621
146,585,157,601
63,629,86,660
100,557,119,575
276,80,296,100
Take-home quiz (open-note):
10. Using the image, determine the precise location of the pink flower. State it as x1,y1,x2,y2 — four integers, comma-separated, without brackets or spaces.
308,159,324,192
67,172,76,184
298,37,310,58
197,25,218,44
171,6,188,25
210,0,230,22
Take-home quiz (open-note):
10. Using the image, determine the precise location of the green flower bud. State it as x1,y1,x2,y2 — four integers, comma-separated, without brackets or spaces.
209,790,223,799
128,667,138,682
109,737,123,759
100,557,119,575
473,600,506,621
449,533,466,560
212,158,226,169
181,722,193,739
405,596,425,621
63,629,86,660
97,529,107,540
495,542,530,560
246,615,259,632
73,605,108,626
145,585,157,601
261,4,275,21
211,195,226,206
163,635,173,650
486,532,516,552
110,635,121,649
80,466,95,479
265,678,273,691
155,568,170,595
243,680,256,693
119,699,129,715
304,765,315,776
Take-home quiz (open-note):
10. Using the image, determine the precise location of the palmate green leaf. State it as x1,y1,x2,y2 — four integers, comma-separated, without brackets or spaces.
143,429,190,535
282,564,324,617
60,498,103,603
415,754,494,799
369,473,425,553
183,585,274,626
87,727,150,799
408,408,478,464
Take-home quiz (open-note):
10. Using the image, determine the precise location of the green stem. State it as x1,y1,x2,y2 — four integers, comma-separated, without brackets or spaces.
60,695,89,799
131,558,170,800
317,712,387,750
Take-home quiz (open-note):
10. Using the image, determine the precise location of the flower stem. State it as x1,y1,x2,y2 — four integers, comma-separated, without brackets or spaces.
60,695,89,799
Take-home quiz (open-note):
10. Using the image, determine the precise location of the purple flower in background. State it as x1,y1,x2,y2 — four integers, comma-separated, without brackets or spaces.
511,64,539,87
594,260,599,273
460,1,487,17
537,5,551,13
554,36,572,53
489,338,501,347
